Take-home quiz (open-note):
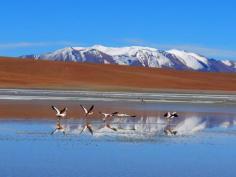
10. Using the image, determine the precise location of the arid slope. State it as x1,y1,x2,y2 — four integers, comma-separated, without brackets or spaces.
0,56,236,92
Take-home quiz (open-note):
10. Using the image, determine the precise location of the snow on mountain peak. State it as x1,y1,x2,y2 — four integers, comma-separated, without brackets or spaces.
221,60,236,68
91,45,157,56
167,49,209,70
20,45,236,72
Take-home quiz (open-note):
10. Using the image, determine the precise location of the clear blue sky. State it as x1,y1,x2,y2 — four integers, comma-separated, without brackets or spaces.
0,0,236,60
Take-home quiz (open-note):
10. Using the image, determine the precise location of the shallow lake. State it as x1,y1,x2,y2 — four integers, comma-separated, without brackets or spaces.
0,102,236,177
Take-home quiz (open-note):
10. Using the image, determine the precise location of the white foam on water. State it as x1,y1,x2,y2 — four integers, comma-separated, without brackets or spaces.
174,117,206,135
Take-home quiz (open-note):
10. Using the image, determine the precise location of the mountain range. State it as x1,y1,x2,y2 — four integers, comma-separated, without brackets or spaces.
20,45,236,72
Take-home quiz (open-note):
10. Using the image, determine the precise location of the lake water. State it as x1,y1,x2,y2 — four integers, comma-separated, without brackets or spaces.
0,102,236,177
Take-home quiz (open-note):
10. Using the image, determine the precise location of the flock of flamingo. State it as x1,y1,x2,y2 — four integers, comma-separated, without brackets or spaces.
50,104,179,136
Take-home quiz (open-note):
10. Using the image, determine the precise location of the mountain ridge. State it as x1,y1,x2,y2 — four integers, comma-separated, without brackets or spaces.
20,45,236,72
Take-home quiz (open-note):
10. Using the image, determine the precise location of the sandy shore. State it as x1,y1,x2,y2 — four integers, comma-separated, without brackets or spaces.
0,96,235,119
0,57,236,92
0,100,153,119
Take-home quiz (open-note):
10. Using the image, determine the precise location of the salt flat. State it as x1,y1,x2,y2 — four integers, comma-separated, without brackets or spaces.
0,88,236,104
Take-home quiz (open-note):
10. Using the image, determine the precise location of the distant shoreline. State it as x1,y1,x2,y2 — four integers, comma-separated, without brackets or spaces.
0,88,235,103
0,88,235,119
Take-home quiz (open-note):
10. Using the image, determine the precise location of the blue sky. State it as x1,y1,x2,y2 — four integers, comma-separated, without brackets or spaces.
0,0,236,60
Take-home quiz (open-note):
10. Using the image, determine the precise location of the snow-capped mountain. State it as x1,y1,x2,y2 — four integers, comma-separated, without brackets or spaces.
20,45,236,72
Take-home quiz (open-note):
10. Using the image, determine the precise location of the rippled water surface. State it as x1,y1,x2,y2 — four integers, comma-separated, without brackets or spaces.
0,104,236,177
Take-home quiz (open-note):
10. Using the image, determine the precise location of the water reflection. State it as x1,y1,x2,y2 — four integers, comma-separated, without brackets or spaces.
1,113,236,177
62,113,236,140
0,113,235,142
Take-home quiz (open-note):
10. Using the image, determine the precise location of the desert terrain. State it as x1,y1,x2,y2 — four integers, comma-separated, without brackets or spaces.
0,56,236,92
0,56,236,119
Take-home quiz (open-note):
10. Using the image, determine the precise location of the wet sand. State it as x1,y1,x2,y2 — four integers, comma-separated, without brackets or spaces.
0,100,140,119
1,57,236,92
0,87,236,119
0,98,235,119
